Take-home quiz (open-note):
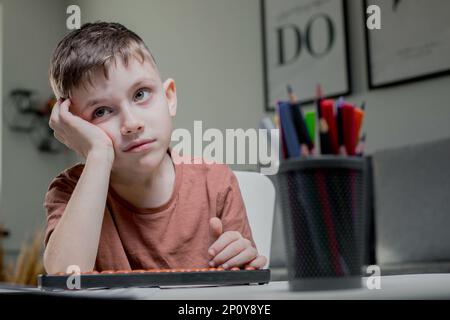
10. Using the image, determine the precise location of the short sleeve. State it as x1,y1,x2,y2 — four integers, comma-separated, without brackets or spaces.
216,167,257,250
43,167,81,247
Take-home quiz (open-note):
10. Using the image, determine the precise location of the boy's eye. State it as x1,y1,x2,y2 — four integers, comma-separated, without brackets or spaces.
134,89,151,102
93,107,112,119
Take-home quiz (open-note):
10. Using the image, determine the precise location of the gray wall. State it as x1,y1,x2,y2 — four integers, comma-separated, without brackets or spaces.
338,1,450,153
1,0,450,266
0,0,76,260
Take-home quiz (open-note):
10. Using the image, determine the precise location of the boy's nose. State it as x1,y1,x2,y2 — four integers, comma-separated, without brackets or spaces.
120,113,145,135
121,124,144,135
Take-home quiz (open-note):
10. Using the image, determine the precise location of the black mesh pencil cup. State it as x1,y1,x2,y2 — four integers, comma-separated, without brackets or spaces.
276,156,371,291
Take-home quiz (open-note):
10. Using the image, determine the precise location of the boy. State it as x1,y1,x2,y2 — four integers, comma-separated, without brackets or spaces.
44,22,267,274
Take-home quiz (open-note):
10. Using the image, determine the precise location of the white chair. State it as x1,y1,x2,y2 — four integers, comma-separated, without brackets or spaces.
233,171,276,268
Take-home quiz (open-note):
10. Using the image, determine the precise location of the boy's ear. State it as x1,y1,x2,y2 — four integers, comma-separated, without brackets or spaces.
163,78,177,117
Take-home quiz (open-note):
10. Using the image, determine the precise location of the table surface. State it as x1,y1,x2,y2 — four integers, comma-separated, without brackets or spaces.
1,273,450,299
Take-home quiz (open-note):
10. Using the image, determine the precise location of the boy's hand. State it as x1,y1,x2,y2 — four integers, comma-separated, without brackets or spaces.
49,98,114,161
208,217,267,269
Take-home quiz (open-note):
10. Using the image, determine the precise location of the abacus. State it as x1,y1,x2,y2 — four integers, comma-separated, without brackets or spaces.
38,267,271,290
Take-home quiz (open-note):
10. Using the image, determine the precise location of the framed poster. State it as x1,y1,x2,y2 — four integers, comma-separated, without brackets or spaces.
364,0,450,89
261,0,351,111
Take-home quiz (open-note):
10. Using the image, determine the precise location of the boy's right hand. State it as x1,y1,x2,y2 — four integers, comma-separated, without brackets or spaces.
49,98,114,162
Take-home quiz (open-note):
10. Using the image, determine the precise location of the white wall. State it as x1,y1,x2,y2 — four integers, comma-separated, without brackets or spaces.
0,0,76,257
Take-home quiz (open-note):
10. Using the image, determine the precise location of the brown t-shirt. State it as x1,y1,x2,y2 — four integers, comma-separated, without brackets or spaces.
43,156,256,271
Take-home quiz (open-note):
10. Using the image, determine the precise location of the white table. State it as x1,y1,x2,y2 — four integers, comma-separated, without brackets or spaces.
3,273,448,300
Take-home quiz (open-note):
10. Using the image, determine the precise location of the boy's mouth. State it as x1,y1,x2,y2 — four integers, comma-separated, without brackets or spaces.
122,139,156,153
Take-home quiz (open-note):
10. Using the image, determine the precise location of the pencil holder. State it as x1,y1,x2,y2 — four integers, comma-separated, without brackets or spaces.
275,156,371,291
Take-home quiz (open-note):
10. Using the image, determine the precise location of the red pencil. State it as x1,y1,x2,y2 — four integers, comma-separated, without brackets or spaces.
341,103,357,156
320,99,339,155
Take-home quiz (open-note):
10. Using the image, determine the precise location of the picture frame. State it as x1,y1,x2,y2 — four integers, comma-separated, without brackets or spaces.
261,0,351,111
364,0,450,89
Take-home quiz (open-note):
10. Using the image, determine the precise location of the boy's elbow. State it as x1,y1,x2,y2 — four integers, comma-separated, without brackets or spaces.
43,247,94,274
43,247,59,274
43,250,53,274
43,246,67,274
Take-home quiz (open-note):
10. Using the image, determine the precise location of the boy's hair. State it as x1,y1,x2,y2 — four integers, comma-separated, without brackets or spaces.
49,22,157,99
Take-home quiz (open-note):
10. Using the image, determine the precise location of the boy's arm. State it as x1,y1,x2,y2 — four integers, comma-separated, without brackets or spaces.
44,98,115,274
43,150,113,274
208,167,267,269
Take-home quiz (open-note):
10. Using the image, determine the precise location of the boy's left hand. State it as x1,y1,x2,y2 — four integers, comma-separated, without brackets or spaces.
208,217,267,269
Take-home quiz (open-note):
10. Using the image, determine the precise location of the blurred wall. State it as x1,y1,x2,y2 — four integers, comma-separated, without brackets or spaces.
0,0,76,262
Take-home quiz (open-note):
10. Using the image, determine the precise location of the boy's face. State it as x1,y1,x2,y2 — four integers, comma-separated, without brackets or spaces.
70,58,177,172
